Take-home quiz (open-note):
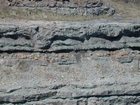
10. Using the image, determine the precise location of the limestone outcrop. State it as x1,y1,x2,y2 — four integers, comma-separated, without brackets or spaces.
0,19,140,105
0,19,140,52
6,0,115,16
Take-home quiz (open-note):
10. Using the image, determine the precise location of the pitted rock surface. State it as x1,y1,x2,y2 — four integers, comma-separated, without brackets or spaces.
6,0,115,16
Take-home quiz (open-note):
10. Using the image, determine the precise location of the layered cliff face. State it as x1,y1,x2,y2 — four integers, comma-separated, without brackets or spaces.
0,19,140,52
0,19,140,105
6,0,115,16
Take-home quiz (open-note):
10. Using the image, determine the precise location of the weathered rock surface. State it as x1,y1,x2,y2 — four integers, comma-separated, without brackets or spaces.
7,0,115,16
0,19,140,52
0,19,140,104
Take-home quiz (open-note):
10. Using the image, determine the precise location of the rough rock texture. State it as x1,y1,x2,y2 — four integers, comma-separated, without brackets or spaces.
0,18,140,105
0,19,140,52
8,0,115,16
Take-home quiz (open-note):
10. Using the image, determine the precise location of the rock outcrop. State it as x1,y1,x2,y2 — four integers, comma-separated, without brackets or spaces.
7,0,115,16
0,18,140,105
0,19,140,52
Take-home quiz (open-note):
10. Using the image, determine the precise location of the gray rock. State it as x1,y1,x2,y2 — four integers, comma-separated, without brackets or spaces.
88,96,140,105
0,19,140,104
0,20,140,52
116,56,133,63
9,0,115,16
107,7,115,16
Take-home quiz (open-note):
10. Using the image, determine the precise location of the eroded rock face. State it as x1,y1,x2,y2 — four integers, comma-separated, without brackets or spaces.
0,20,140,52
0,19,140,105
6,0,115,16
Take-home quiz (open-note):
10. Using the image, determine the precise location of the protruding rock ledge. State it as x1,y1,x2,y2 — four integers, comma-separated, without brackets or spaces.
0,19,140,53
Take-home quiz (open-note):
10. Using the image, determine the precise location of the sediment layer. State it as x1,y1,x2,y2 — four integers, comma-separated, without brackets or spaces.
0,19,140,105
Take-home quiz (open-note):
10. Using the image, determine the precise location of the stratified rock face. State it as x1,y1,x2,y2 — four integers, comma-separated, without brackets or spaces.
0,20,140,52
8,0,115,16
0,19,140,105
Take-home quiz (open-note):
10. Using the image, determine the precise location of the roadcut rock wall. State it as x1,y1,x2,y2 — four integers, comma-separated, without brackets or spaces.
0,19,140,105
6,0,115,16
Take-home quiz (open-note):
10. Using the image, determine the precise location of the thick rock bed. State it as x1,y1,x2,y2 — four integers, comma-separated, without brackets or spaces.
5,0,115,16
0,19,140,104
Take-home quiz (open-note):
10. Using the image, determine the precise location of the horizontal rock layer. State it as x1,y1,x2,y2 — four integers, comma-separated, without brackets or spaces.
0,19,140,105
0,20,140,52
0,51,140,105
8,0,115,16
